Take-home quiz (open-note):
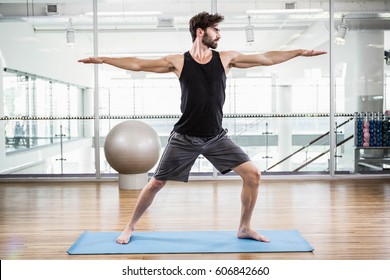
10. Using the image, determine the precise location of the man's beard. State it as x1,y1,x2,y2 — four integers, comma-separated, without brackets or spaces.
202,32,218,49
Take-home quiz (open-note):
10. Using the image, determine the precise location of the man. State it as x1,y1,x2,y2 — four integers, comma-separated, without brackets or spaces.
79,12,326,244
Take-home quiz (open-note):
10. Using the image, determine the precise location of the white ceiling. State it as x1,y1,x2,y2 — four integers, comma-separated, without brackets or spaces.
1,1,389,52
0,1,388,34
1,1,390,83
0,1,337,57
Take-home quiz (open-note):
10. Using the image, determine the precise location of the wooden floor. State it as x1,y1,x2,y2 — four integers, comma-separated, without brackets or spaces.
0,178,389,260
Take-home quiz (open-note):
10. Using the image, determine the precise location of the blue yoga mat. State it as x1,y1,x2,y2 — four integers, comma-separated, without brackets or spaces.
67,230,314,255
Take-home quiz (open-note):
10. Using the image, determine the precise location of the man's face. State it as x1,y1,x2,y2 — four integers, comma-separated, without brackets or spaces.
202,25,221,49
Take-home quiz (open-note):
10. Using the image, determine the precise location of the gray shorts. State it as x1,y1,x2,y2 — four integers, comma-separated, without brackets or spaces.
153,129,250,182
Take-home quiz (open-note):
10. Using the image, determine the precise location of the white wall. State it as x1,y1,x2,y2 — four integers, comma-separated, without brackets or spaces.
0,22,93,87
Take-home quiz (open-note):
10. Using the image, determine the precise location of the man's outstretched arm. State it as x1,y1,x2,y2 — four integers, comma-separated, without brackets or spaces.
226,49,327,69
78,55,180,74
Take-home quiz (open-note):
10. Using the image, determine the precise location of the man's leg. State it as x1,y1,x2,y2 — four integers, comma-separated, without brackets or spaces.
116,178,166,244
233,161,270,242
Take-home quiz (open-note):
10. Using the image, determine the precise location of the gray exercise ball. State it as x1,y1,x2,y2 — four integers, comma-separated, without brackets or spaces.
104,120,161,174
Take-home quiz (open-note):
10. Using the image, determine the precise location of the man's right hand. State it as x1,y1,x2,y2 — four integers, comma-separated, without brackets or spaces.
78,57,103,64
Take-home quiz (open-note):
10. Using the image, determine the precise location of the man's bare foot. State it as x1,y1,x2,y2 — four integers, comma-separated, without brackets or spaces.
116,228,133,244
237,228,270,242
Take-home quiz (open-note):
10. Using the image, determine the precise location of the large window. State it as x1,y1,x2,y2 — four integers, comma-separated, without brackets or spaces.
0,1,389,178
3,69,86,151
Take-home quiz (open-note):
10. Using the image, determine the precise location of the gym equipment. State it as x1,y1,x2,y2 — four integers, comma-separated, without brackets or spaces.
67,230,314,255
104,120,161,189
355,112,390,148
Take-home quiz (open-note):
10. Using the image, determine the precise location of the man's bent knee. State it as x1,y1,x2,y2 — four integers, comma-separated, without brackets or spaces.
233,161,261,187
246,169,261,187
240,167,261,188
147,178,166,193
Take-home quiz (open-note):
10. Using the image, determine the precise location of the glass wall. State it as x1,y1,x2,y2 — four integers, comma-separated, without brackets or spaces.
334,0,390,174
3,69,84,150
1,68,94,174
0,1,389,178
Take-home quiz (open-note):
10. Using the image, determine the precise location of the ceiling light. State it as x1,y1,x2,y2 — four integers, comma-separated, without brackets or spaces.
157,16,174,28
334,15,348,45
245,16,254,43
65,18,75,48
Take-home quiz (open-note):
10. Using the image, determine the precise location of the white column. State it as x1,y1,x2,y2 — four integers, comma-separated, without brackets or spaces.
93,0,100,178
329,2,335,176
0,53,5,161
276,84,293,171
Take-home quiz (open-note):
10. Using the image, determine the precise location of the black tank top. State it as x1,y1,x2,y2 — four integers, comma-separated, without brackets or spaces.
173,50,226,137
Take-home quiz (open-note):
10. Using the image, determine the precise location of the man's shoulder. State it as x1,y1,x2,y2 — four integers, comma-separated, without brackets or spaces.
219,50,241,65
165,53,185,62
166,53,185,58
219,50,241,57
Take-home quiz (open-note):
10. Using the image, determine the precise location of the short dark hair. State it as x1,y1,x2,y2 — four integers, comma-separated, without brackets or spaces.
189,12,224,42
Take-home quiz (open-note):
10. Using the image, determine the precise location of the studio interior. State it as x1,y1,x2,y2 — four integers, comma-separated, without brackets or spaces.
0,0,389,261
